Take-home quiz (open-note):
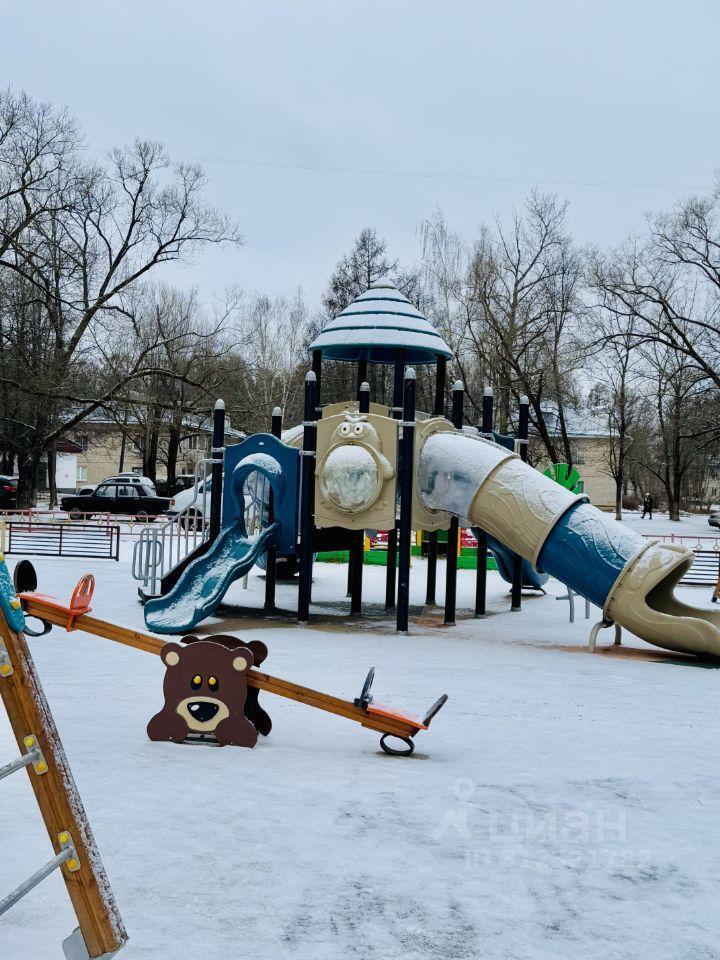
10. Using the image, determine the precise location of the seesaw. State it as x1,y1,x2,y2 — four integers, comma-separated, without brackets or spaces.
15,563,447,756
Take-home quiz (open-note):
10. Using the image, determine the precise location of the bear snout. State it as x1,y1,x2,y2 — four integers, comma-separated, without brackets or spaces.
187,701,220,723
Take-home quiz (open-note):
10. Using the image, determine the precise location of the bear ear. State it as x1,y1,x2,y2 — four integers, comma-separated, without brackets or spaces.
231,645,254,673
161,643,183,667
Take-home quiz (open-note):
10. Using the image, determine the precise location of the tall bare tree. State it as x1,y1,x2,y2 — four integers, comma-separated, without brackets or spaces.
463,192,585,462
0,102,242,504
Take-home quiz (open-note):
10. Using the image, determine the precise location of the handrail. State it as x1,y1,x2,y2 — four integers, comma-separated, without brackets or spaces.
132,459,213,593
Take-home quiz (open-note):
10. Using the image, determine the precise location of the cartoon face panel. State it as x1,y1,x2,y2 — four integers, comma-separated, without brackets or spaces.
147,641,258,748
318,413,396,514
330,414,383,452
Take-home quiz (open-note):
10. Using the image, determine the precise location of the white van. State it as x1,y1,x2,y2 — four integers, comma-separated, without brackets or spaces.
166,477,213,528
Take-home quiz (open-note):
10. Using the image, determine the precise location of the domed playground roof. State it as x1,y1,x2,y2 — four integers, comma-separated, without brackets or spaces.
308,282,454,364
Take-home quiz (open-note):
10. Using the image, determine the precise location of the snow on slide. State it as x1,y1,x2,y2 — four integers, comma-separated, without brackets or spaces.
417,427,720,656
144,522,280,634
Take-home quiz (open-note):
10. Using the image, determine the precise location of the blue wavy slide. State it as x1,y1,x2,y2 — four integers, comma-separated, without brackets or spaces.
144,522,280,634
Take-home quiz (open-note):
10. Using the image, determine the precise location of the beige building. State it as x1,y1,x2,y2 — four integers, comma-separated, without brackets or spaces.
66,413,245,490
534,409,617,511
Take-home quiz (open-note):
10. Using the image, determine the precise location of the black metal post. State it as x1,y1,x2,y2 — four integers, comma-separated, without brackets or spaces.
444,380,463,625
358,379,370,413
349,380,371,614
511,395,530,612
298,372,317,623
209,399,225,543
385,356,404,609
474,386,494,617
356,359,368,394
264,406,282,611
312,349,323,417
396,369,416,633
426,355,447,605
434,356,447,418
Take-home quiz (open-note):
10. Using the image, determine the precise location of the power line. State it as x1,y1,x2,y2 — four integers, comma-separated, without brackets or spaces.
182,155,712,193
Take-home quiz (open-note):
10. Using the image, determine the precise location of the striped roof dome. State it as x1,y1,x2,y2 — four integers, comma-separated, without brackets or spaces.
309,282,453,364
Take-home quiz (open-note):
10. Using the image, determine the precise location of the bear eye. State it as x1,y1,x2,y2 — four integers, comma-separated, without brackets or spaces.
191,674,202,690
340,423,350,435
353,424,363,434
208,676,219,691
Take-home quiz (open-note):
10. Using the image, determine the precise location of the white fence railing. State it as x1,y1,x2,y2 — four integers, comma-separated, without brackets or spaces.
131,463,273,597
132,460,212,595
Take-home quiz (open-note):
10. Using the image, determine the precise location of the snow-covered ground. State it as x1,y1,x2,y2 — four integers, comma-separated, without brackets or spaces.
618,508,718,540
2,513,719,959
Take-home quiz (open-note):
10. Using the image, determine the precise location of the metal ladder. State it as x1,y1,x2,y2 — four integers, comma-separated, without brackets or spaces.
0,556,127,959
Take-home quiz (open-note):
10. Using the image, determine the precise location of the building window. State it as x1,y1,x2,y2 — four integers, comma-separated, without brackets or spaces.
572,444,586,465
185,434,211,454
77,466,87,480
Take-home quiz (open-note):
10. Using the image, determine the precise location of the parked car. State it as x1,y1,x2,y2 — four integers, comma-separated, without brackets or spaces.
61,481,169,520
709,513,720,530
103,473,157,494
166,478,213,529
0,475,18,509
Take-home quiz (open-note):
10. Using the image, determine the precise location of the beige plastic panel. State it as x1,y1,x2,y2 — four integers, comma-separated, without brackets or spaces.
314,411,398,531
411,418,454,531
322,400,390,418
466,456,583,565
605,541,720,656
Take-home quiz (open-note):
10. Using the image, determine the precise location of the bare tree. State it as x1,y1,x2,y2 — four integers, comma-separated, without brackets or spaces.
586,293,643,518
0,110,242,505
634,338,707,520
101,285,235,485
590,183,720,397
463,192,584,462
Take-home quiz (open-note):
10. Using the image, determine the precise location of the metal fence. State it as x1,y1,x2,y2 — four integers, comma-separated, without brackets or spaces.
0,509,162,535
2,522,120,561
132,459,212,594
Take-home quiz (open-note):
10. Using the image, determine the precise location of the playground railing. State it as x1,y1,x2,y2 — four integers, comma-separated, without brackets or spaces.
131,459,212,595
2,521,121,561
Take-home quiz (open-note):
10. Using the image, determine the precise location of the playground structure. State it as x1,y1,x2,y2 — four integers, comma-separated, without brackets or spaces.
0,561,127,960
133,281,720,658
137,283,546,634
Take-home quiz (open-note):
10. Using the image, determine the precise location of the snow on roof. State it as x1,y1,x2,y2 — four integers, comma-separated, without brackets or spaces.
539,404,611,439
74,407,246,439
309,282,453,364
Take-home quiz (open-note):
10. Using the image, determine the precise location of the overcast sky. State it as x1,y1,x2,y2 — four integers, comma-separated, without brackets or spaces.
5,0,719,308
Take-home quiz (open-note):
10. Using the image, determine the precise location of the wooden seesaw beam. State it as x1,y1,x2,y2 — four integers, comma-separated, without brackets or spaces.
21,595,442,744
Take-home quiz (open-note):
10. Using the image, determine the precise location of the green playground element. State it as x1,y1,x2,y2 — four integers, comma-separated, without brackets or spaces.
315,547,498,571
543,462,584,494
